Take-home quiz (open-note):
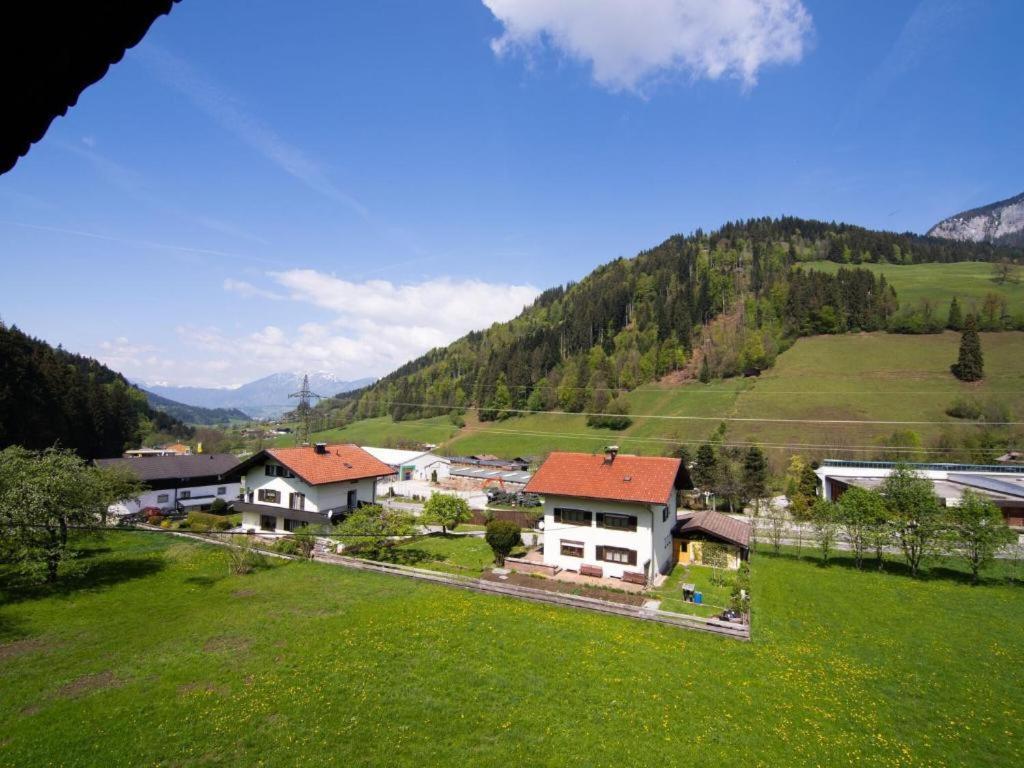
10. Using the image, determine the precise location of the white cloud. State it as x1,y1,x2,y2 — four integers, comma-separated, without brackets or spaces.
482,0,813,92
116,272,541,387
223,278,285,301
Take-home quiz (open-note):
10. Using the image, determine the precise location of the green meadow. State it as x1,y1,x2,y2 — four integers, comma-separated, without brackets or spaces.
2,532,1022,767
442,332,1024,464
804,260,1024,316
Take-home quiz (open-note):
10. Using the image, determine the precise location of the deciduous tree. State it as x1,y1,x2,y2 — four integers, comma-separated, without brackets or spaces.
946,490,1015,583
0,446,143,582
881,465,943,576
837,486,887,569
422,492,471,534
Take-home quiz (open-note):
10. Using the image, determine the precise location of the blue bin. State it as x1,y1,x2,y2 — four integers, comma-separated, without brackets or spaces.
694,592,703,605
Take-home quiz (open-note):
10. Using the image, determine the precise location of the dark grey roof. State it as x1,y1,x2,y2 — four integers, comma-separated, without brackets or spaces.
947,473,1024,500
673,510,751,549
95,454,239,482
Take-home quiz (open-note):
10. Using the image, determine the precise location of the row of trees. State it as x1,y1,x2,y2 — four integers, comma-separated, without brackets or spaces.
762,466,1015,582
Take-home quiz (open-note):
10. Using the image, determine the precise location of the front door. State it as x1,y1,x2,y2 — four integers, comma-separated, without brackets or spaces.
259,515,276,531
347,489,357,510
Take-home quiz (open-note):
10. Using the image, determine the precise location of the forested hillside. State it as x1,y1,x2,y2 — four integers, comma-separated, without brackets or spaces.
0,323,194,459
321,217,1020,428
141,389,250,425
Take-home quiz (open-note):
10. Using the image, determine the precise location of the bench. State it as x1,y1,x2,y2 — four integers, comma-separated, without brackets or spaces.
579,564,603,578
621,570,646,585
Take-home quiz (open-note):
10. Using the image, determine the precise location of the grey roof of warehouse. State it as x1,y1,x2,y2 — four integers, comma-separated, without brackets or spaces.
449,467,532,484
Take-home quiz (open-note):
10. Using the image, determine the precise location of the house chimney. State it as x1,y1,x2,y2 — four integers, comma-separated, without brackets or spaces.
604,445,619,463
314,442,328,455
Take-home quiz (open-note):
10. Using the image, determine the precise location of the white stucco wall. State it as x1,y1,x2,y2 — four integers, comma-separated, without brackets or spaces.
108,481,240,517
239,459,378,532
541,492,676,580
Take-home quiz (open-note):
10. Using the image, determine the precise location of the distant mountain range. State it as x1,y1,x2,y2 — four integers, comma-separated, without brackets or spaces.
928,190,1024,247
140,390,252,425
142,371,375,419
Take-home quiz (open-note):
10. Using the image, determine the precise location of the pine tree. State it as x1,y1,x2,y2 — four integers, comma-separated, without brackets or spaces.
698,355,711,384
693,443,718,492
947,296,963,330
951,314,984,382
742,446,769,513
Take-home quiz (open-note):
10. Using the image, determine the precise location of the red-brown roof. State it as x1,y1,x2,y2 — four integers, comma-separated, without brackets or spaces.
673,510,751,549
524,452,681,505
266,444,395,486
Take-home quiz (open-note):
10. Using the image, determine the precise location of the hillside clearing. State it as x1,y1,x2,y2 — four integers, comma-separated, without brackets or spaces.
1,532,1022,766
804,260,1024,316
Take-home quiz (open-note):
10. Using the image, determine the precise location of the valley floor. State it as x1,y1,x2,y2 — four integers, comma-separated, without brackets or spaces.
1,532,1022,767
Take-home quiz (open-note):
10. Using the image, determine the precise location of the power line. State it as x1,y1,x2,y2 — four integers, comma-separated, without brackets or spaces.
362,399,1024,427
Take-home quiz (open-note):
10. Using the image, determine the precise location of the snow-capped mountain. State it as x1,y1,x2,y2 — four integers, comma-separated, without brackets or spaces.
142,372,374,419
927,190,1024,246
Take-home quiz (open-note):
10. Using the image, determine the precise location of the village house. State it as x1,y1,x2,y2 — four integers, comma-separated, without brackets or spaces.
525,448,683,583
360,446,451,482
816,459,1024,528
227,443,394,533
95,453,240,516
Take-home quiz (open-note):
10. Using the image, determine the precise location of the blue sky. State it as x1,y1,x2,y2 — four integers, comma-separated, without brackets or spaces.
1,0,1022,387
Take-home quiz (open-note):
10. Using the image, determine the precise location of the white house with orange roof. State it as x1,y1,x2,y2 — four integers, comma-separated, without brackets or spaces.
524,447,683,584
226,442,395,533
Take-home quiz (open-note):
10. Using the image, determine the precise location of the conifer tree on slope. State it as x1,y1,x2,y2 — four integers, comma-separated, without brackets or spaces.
951,314,984,382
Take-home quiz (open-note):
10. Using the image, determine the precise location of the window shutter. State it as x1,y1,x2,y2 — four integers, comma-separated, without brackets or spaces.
627,515,637,532
628,549,637,566
554,508,562,523
595,512,604,526
596,546,605,561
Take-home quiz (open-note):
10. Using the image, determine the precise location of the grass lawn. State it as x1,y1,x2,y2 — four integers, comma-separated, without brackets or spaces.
652,563,738,618
2,533,1023,766
355,532,517,575
805,260,1024,316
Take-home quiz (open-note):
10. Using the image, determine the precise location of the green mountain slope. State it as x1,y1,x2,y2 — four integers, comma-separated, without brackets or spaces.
141,389,250,425
322,217,1019,429
0,322,194,459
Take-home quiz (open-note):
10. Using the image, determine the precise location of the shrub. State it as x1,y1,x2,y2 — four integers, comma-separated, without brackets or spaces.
273,538,299,555
210,498,228,514
188,511,232,531
946,396,982,420
159,519,172,529
227,538,263,575
485,520,522,566
146,512,165,526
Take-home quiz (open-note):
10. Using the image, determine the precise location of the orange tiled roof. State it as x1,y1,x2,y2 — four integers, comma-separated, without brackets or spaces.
525,451,680,505
267,444,395,485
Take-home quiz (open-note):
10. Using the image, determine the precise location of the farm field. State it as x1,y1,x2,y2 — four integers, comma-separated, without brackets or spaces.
440,332,1024,466
803,260,1024,316
272,415,460,449
1,532,1022,767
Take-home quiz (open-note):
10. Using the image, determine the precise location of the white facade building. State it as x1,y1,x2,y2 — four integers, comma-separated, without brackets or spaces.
816,459,1024,527
228,443,395,533
525,449,682,582
361,446,450,482
94,454,241,517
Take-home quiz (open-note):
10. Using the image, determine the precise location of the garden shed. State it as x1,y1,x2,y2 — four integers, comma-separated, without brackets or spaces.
672,510,750,570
